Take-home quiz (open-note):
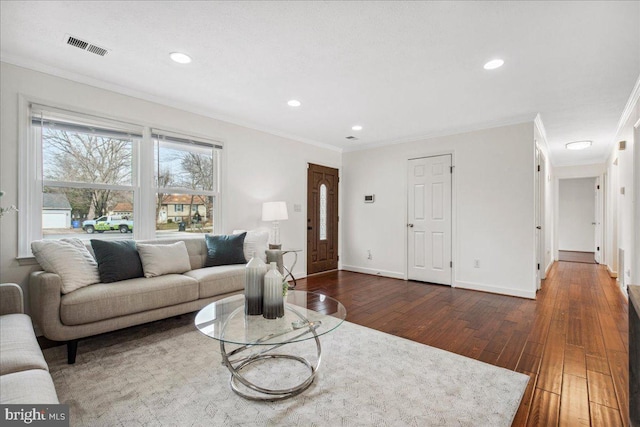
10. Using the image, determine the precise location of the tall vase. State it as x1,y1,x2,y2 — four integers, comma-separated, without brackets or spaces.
245,252,266,315
263,262,285,319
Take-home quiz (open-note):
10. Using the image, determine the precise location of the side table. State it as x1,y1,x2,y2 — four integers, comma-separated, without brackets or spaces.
266,249,303,288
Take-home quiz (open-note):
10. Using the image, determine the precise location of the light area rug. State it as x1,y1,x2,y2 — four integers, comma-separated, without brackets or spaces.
43,314,528,426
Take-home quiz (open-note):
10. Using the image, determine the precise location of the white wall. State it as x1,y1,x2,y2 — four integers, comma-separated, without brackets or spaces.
605,81,638,292
558,178,596,252
0,62,342,307
342,122,537,299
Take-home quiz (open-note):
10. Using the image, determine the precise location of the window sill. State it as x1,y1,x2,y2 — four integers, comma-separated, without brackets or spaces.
16,256,39,267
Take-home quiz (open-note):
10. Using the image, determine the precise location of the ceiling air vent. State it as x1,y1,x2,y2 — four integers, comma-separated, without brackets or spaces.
345,136,358,140
65,34,109,57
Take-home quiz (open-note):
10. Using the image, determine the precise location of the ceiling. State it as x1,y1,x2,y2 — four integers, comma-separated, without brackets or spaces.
1,1,638,166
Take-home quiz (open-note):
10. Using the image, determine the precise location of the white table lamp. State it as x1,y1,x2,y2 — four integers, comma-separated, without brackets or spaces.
262,201,288,249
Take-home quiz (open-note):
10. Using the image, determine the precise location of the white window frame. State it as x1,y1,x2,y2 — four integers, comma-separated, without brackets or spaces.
152,128,222,234
17,96,224,258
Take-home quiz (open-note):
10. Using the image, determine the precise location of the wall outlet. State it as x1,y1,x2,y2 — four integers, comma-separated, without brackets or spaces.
367,250,372,260
293,204,302,212
474,259,480,268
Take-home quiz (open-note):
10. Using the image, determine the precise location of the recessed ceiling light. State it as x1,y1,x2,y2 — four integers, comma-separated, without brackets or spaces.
483,59,504,70
351,125,363,131
170,52,192,64
566,140,592,150
287,100,301,107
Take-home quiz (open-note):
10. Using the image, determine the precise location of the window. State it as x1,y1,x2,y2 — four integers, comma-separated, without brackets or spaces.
319,183,327,241
153,129,220,235
31,105,140,242
19,101,223,257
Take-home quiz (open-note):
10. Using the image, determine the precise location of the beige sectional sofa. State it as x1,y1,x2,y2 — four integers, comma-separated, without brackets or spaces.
29,236,250,364
0,283,59,404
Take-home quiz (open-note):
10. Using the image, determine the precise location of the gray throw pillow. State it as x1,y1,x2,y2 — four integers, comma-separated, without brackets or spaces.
205,233,247,267
91,240,144,283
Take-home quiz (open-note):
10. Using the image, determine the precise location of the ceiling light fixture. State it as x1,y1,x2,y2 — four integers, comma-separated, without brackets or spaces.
351,125,363,131
565,140,592,150
287,100,301,107
483,59,504,70
170,52,192,64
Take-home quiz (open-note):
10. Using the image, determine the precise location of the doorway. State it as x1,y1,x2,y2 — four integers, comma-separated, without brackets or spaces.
307,163,339,275
557,177,598,263
407,155,452,285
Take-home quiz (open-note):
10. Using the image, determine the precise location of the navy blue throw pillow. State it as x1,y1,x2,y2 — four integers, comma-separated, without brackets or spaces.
205,233,247,267
91,240,144,283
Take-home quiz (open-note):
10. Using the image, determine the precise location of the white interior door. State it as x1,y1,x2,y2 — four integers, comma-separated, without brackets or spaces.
407,155,452,285
535,147,543,289
594,177,602,264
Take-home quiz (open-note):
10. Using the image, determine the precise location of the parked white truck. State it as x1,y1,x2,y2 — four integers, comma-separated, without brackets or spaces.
82,215,133,234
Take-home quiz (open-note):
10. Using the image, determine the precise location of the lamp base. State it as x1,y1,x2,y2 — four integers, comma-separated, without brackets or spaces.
269,244,282,250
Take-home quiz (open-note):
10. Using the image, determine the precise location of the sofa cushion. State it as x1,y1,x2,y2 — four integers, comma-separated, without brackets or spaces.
60,275,198,325
0,314,49,375
184,265,245,298
91,239,144,283
137,241,192,278
204,233,247,267
0,370,59,404
31,238,100,294
234,229,269,262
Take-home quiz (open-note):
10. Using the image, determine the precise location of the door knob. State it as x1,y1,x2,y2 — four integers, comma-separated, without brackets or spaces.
407,224,414,228
536,226,541,230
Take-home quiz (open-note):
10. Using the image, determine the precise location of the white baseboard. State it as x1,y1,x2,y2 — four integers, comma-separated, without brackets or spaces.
341,265,405,280
545,261,553,276
454,280,536,299
607,265,618,278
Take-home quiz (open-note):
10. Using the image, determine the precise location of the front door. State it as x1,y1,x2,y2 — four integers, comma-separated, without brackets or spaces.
407,155,452,285
307,163,339,274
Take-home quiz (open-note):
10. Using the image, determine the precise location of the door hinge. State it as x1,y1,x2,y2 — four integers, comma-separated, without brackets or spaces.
597,185,600,190
450,261,453,268
450,166,453,174
597,246,600,251
337,255,339,261
537,165,541,172
537,263,540,270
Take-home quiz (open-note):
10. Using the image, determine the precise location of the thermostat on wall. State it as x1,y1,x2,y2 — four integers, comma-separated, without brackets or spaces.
364,194,375,203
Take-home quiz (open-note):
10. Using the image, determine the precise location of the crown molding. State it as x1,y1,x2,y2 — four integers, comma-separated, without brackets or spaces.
615,73,640,138
343,113,538,153
534,113,554,165
0,55,343,153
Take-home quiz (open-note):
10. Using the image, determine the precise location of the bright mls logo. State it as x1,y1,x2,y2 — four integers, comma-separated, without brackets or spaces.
1,405,69,426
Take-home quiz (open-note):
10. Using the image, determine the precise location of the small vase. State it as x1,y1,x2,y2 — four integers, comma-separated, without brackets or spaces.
245,252,266,315
263,262,285,319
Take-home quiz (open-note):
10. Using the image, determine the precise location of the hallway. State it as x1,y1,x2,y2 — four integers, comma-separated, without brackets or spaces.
299,261,629,426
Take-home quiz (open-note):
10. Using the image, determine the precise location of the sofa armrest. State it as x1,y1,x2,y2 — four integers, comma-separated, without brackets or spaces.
29,271,64,340
0,283,24,315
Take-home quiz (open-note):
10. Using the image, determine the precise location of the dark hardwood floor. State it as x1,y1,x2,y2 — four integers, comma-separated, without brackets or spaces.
297,261,629,427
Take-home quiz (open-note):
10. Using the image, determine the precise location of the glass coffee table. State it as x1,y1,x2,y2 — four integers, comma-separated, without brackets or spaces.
195,290,347,401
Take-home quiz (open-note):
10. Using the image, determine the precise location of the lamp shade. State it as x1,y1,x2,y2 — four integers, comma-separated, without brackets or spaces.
262,201,288,221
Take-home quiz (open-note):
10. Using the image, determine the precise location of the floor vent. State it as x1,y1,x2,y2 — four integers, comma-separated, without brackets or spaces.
66,35,109,57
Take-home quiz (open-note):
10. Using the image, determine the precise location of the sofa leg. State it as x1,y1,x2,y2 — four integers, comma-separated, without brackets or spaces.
67,340,78,364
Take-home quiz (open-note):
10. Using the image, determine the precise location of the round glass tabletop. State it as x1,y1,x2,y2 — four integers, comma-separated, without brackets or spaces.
195,290,347,346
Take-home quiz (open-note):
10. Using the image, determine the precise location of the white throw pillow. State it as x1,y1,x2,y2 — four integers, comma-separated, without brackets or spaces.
136,241,191,278
31,238,100,294
233,229,269,262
